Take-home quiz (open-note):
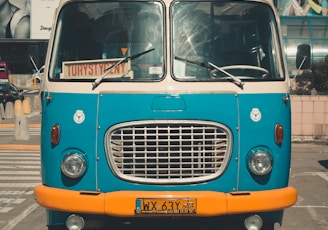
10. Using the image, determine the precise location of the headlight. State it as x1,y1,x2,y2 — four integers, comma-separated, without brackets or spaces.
248,150,273,176
61,153,87,178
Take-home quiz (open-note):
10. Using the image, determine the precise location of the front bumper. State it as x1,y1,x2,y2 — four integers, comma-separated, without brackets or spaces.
34,185,297,217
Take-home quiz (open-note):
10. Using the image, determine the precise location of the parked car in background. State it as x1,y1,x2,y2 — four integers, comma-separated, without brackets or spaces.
0,82,24,107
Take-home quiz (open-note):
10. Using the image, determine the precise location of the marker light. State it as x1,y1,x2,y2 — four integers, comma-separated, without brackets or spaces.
61,153,87,178
248,150,273,176
274,124,283,145
51,124,60,146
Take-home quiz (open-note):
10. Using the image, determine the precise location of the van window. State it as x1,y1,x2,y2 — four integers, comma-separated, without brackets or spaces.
172,1,284,81
49,2,164,82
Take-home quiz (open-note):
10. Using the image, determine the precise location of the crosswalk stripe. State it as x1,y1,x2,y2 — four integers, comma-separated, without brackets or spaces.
2,203,39,229
0,176,40,180
0,198,25,204
0,165,40,169
0,150,41,216
13,199,25,204
0,191,34,195
0,183,39,188
25,190,34,195
0,161,40,165
0,157,39,160
0,150,40,156
0,154,40,160
0,171,39,175
0,207,14,213
0,152,39,155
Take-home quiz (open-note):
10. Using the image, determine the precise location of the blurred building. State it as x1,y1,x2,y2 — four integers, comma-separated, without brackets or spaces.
1,0,327,86
0,0,59,86
277,0,328,78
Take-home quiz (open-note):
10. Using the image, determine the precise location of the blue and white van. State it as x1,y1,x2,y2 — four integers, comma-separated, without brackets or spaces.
34,0,298,229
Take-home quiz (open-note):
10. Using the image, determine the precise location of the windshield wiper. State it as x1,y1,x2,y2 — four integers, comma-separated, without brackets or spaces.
174,56,244,89
92,48,155,90
207,62,244,89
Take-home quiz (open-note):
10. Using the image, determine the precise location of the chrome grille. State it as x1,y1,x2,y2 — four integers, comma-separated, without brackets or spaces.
105,120,232,184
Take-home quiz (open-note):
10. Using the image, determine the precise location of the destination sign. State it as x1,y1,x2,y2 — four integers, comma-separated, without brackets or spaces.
61,58,130,79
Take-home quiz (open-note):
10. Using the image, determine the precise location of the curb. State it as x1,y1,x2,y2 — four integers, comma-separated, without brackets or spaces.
0,123,41,128
0,123,41,151
0,144,40,151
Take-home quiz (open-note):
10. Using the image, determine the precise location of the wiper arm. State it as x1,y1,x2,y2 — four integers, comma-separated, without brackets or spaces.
92,48,155,90
207,62,244,89
174,56,244,89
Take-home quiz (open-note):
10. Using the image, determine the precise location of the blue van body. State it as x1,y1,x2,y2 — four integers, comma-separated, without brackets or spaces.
35,1,297,229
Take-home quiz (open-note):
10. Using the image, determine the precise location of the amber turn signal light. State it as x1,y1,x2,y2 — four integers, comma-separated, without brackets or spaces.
274,124,283,145
51,124,60,146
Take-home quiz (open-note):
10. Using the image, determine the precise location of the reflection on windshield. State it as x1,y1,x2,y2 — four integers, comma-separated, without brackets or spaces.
92,48,155,89
50,2,163,81
49,1,283,83
172,2,283,81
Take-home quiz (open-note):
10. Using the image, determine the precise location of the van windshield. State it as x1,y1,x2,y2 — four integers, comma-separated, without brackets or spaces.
172,1,284,81
49,1,284,83
49,1,164,81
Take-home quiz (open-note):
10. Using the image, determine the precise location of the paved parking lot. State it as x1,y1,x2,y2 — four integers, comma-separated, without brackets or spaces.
276,142,328,230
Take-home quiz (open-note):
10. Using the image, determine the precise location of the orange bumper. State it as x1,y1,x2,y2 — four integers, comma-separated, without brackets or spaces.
34,185,297,217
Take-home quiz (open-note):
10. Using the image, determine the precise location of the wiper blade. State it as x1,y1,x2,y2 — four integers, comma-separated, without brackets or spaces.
92,48,155,90
174,56,244,89
175,56,209,68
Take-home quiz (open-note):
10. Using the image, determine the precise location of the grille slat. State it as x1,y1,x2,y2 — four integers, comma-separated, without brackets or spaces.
105,120,232,184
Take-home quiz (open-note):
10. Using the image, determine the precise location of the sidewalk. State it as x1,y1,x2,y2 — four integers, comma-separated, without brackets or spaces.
0,111,41,151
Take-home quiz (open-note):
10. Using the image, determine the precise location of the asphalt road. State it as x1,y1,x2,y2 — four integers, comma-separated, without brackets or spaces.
276,142,328,230
0,143,327,230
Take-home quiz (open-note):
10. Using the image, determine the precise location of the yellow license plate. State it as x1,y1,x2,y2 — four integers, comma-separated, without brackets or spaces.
136,198,197,214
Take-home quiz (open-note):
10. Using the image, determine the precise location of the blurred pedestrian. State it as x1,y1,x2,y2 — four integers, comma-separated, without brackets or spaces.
305,0,328,16
282,0,307,15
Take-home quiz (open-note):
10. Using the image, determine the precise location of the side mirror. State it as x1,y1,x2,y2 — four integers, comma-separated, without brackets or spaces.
296,44,311,70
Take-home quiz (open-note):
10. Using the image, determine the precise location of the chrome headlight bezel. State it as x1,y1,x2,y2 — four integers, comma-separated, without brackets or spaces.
247,149,273,176
61,153,87,179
